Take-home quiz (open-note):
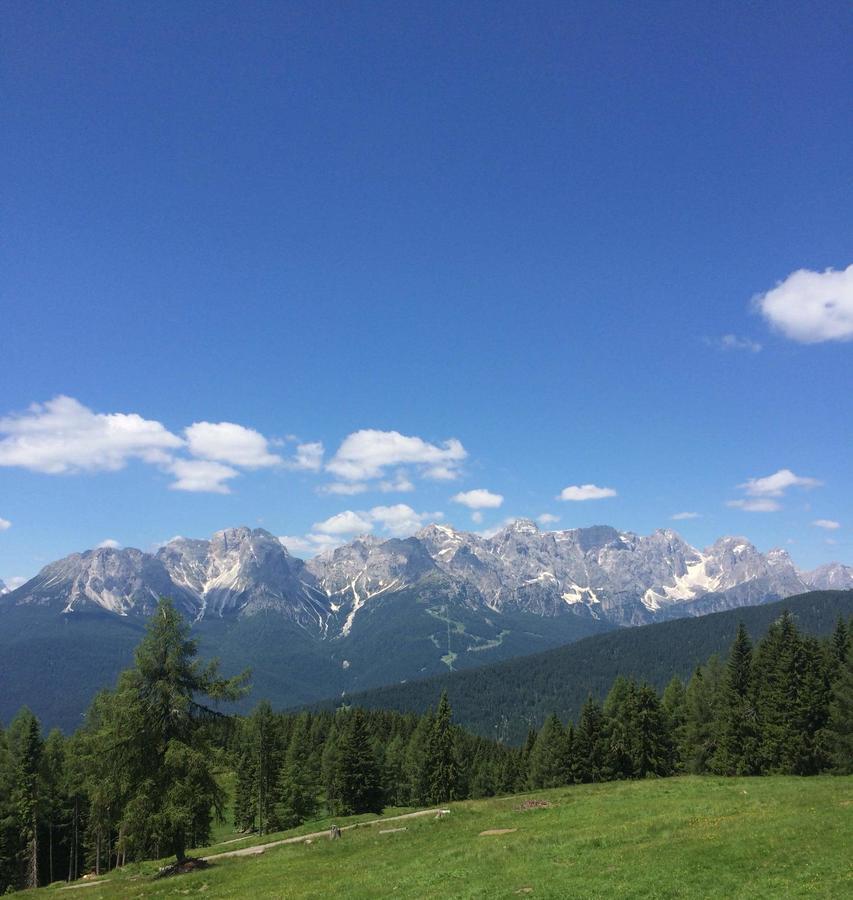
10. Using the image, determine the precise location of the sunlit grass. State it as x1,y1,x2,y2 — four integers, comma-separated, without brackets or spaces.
31,776,853,899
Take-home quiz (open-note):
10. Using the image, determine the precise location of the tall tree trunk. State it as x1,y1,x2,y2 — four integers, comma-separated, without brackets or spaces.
27,806,38,889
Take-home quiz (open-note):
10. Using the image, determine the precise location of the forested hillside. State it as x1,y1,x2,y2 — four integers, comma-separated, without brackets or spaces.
1,597,851,894
314,590,853,742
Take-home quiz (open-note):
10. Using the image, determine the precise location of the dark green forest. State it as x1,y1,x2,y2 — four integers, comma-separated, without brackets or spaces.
1,597,851,893
317,590,853,742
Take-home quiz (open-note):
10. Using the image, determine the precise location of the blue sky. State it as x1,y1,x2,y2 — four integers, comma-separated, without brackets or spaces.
2,1,851,583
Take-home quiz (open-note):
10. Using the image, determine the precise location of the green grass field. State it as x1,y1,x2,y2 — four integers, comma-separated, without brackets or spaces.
31,776,852,899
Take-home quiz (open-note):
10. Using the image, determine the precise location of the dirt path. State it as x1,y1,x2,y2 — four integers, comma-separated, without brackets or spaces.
203,807,451,861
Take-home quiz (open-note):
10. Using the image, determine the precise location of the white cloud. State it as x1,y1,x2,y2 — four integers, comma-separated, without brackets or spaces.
312,510,374,536
558,484,617,502
0,396,182,474
288,441,324,472
671,512,701,521
471,511,484,524
326,429,466,482
185,421,281,468
368,504,443,537
167,459,239,494
320,482,370,496
812,519,841,530
306,504,442,545
451,488,504,510
278,534,340,556
726,498,782,512
754,264,853,343
4,576,27,590
537,513,560,526
379,472,415,493
97,538,122,549
739,468,822,497
707,334,762,353
0,517,10,531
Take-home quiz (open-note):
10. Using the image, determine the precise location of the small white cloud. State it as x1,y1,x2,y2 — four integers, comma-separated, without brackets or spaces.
451,488,504,510
471,511,484,524
537,513,559,525
379,472,415,493
671,512,701,521
558,484,617,502
0,517,10,531
288,441,324,472
167,459,239,494
0,396,182,474
739,468,822,497
312,510,374,536
185,421,281,468
2,575,27,591
727,498,782,512
812,519,841,530
97,538,122,549
707,334,762,353
306,503,442,544
320,482,370,496
754,264,853,343
327,429,466,482
278,533,341,556
368,504,443,537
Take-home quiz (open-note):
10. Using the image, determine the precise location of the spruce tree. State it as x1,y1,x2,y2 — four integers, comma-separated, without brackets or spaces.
825,650,853,774
527,714,569,789
661,677,688,773
574,697,606,782
15,711,43,889
335,709,383,815
277,713,318,828
425,692,458,804
712,623,758,775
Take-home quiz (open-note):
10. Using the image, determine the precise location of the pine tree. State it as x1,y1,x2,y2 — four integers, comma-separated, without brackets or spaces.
335,709,383,815
712,624,759,775
102,598,249,862
661,677,688,773
832,616,850,667
425,692,458,804
682,657,724,773
824,648,853,774
527,714,569,789
15,711,43,889
574,697,606,783
277,714,318,828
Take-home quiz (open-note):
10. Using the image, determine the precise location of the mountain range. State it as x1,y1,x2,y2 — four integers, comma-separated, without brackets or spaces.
2,520,851,731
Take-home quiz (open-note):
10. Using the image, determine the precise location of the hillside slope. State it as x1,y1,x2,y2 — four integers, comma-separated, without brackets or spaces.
313,590,853,742
24,777,853,899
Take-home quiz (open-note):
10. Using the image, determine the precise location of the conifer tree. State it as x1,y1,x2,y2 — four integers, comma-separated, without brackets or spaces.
712,624,759,775
662,677,688,773
425,692,458,804
277,713,318,828
682,657,724,773
527,713,569,789
335,709,383,815
574,697,606,782
102,598,249,862
15,711,43,889
825,648,853,774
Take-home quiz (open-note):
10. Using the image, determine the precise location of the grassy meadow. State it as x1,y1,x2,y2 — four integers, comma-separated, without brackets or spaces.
26,775,852,899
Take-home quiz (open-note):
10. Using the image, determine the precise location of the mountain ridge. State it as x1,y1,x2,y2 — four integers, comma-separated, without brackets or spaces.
4,520,848,633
